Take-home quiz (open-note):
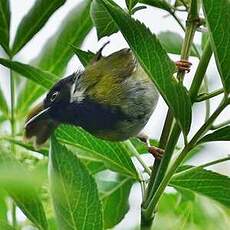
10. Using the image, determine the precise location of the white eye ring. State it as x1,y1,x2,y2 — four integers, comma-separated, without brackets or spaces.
50,91,59,102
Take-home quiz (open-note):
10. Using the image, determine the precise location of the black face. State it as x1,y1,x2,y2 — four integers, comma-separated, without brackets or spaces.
24,73,80,145
44,74,75,108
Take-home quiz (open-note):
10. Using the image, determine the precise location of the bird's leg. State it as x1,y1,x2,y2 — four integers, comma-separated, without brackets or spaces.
137,133,164,160
175,60,192,73
146,139,164,160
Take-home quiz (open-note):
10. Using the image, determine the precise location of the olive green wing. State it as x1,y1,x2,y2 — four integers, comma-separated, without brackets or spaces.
82,48,137,105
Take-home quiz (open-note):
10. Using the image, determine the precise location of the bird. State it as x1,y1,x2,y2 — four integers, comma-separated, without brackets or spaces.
25,43,190,158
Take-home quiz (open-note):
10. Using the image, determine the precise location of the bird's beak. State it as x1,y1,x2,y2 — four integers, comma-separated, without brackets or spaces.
25,103,51,128
24,102,58,147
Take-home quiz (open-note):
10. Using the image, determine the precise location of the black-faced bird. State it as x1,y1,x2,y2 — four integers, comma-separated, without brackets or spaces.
25,44,190,158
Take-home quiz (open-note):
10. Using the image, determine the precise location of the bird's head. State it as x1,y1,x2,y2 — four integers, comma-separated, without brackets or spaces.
24,73,79,146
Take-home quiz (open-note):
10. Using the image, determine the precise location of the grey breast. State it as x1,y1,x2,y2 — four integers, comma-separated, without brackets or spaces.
96,62,159,141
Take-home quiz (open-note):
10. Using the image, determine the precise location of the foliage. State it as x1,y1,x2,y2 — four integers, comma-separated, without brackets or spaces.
0,0,230,229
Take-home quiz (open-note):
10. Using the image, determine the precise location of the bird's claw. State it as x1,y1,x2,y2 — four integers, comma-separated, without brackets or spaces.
137,133,164,160
148,146,164,160
176,60,192,73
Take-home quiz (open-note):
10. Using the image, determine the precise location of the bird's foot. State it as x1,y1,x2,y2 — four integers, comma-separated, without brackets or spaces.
137,133,164,160
148,146,164,160
175,60,192,73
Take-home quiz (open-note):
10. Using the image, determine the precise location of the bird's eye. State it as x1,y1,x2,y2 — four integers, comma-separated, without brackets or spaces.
50,91,59,102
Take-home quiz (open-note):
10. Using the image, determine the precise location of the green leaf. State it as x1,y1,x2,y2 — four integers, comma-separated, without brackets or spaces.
176,187,196,203
198,126,230,143
98,175,133,228
155,192,227,230
49,136,103,230
72,46,95,67
56,125,138,178
16,80,45,115
158,31,199,57
0,152,48,230
125,0,138,12
158,31,183,55
0,115,5,123
0,58,58,89
12,0,66,55
170,167,230,208
98,0,192,135
0,0,10,55
90,0,118,39
0,190,7,223
84,161,106,174
3,137,49,156
0,221,15,230
203,0,230,93
139,0,171,12
36,0,92,75
0,86,8,117
16,0,92,115
4,138,106,175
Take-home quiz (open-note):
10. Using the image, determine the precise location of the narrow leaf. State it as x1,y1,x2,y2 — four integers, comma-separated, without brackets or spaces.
0,58,58,89
99,0,192,134
3,137,49,156
16,81,45,115
0,115,5,123
36,0,92,75
90,0,118,39
125,0,138,12
0,190,7,223
49,136,103,230
170,167,230,208
16,0,92,114
12,0,66,55
56,125,138,178
203,0,230,93
5,137,107,175
198,126,230,143
0,221,15,230
72,46,95,67
98,176,133,228
0,152,48,229
0,0,10,55
0,86,8,117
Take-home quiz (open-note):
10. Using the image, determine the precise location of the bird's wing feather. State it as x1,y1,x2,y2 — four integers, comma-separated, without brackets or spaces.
72,49,138,106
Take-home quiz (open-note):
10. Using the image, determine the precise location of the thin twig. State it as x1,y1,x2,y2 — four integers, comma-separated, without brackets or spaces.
195,88,225,102
173,155,230,177
124,141,151,176
138,171,146,200
9,61,17,228
211,119,230,130
204,75,210,122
